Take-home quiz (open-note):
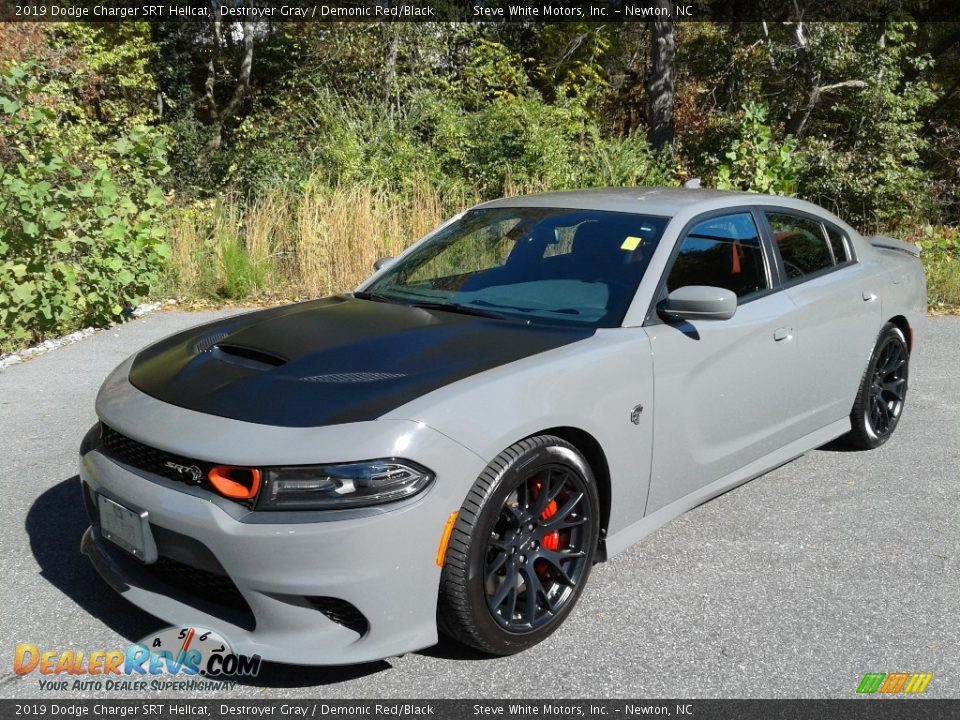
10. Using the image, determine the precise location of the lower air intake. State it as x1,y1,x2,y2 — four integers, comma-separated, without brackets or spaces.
306,596,369,636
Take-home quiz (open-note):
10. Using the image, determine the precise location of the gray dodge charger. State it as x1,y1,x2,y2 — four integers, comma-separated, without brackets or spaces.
79,187,925,664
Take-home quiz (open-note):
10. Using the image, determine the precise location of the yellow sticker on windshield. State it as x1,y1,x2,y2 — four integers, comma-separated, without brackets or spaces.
621,235,642,251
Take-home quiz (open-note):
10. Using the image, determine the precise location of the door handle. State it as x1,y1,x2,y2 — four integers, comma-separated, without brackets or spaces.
773,327,792,342
862,290,877,302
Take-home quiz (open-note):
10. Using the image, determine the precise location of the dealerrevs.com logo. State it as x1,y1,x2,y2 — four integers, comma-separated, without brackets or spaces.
14,626,261,692
856,672,933,695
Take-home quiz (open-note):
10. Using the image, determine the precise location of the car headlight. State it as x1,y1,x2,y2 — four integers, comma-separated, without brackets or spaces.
256,459,434,510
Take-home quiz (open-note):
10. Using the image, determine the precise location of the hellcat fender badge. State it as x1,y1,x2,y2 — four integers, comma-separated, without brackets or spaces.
630,404,643,425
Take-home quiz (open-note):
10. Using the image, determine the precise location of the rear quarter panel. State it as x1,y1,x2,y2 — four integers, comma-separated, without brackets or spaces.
857,238,927,347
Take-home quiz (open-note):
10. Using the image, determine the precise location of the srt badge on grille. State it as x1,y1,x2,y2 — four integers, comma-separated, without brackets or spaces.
163,461,203,484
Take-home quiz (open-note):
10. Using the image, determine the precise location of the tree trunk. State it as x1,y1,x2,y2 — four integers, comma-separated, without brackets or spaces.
646,1,675,151
785,20,867,139
383,24,400,110
202,19,255,156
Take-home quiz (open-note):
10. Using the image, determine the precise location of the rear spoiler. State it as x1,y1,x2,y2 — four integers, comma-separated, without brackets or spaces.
868,235,920,258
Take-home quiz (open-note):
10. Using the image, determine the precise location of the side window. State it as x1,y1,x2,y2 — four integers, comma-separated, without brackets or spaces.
666,212,769,299
766,212,835,280
825,224,850,264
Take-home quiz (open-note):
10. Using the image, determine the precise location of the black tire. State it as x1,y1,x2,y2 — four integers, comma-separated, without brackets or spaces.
437,435,600,655
844,322,910,449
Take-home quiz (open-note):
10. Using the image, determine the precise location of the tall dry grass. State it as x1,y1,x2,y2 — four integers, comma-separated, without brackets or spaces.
164,179,473,302
165,180,960,313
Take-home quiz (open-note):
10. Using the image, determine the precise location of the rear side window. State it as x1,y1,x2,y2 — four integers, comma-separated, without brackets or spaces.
666,212,769,299
826,224,850,263
766,212,838,280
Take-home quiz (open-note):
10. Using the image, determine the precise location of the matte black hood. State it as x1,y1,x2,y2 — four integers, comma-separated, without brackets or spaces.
128,296,593,427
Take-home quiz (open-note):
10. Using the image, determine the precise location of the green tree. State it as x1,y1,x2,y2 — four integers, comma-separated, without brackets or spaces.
0,61,170,352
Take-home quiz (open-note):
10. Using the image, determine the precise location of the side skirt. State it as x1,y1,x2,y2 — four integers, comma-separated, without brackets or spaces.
602,418,851,558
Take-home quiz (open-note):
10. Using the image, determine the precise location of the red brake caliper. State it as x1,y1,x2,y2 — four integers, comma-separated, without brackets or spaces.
540,498,560,551
532,480,562,577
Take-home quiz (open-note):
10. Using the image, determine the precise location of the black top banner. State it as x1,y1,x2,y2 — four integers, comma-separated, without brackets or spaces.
0,0,955,23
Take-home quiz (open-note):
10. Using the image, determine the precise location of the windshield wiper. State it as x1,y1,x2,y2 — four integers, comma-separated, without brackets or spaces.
353,290,397,303
355,291,514,320
472,299,582,316
408,301,516,321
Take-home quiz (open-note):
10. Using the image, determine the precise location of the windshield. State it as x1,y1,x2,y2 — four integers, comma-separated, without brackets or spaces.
363,207,669,327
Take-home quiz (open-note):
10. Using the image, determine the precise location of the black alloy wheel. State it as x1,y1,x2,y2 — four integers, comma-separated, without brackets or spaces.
438,435,600,655
845,322,910,449
867,333,909,437
484,465,591,632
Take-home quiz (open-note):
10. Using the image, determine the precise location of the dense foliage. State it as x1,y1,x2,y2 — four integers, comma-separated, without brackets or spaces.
1,19,959,351
0,59,169,351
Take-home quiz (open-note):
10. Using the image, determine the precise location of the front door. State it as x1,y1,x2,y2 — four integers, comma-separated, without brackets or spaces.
644,210,797,514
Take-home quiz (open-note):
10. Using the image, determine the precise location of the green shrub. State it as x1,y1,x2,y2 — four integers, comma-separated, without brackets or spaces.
458,96,580,195
915,225,960,310
581,132,677,188
713,102,803,195
0,62,170,353
794,26,936,233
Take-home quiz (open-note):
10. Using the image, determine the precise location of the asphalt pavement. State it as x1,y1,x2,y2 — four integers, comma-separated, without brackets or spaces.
1,310,958,699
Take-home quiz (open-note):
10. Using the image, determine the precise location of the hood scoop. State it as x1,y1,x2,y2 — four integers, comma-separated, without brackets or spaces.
212,343,287,371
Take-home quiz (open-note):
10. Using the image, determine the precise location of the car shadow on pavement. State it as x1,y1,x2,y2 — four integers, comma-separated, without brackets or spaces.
26,476,391,688
816,439,863,453
417,636,496,662
26,476,162,641
227,659,391,688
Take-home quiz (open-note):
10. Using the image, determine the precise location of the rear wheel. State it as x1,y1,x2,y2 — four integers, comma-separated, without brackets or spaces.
844,322,909,449
438,435,600,655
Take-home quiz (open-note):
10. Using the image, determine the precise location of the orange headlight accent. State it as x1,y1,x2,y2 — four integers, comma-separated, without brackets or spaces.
208,465,261,500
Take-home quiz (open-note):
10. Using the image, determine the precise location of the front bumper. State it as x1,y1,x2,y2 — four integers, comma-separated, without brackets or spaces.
79,368,486,665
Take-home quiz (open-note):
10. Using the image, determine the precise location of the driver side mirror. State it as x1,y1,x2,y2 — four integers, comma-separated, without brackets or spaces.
373,257,394,271
657,285,737,322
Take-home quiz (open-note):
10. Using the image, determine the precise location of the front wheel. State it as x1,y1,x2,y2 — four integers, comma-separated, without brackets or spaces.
438,435,600,655
844,322,910,449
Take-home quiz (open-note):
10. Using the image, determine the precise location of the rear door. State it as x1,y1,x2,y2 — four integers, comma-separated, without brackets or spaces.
644,209,797,515
760,209,881,439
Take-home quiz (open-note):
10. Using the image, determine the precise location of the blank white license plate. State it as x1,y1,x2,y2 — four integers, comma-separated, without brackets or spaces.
98,495,153,562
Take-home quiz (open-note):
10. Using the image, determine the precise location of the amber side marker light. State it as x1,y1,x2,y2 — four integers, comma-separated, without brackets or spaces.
209,465,261,500
435,511,459,567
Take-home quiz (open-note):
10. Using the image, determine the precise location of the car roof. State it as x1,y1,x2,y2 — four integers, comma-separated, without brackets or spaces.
473,187,851,231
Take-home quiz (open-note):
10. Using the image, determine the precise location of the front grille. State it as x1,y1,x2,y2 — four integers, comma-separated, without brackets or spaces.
137,554,256,631
307,596,369,636
100,424,214,489
92,427,258,631
148,556,249,611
